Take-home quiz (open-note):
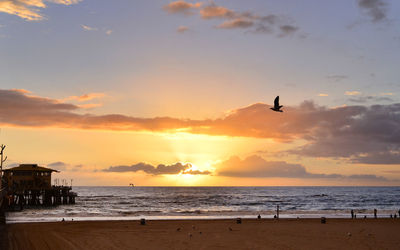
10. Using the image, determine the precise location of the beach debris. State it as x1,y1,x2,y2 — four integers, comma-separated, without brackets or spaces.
199,231,202,235
321,217,326,224
347,232,352,237
236,218,242,224
140,218,146,225
192,225,196,230
229,227,233,231
176,227,181,232
188,233,192,238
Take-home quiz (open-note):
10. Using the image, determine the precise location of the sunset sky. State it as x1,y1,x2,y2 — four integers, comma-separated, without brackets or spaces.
1,0,399,186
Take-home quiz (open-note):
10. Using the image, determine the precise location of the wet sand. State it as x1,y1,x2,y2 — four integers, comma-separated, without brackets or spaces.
4,218,400,250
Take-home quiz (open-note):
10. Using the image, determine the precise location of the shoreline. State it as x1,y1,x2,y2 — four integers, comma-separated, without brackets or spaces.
6,209,400,224
4,218,400,249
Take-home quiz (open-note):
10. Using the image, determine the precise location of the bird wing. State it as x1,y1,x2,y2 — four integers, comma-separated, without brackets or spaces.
274,96,279,108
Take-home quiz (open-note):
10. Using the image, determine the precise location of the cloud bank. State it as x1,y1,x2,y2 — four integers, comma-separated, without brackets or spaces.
1,89,400,165
216,155,387,181
163,1,299,37
358,0,388,22
103,162,211,175
0,0,80,21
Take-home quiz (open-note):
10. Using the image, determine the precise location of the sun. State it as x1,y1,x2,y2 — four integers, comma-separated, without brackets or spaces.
164,162,212,186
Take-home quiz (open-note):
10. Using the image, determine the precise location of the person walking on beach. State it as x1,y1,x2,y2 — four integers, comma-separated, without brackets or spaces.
276,205,280,219
374,209,377,219
351,209,354,219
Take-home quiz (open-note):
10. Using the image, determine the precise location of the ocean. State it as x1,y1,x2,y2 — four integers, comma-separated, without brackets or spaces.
6,186,400,223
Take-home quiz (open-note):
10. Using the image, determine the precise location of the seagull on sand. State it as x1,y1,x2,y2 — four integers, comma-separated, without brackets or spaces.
270,96,283,112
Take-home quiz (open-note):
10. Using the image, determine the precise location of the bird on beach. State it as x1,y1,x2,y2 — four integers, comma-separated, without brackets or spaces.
270,96,283,112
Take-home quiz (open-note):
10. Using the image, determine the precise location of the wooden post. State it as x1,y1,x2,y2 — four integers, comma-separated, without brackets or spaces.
0,144,7,188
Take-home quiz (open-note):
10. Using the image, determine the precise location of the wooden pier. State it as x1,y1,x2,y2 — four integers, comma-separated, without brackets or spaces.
1,164,77,211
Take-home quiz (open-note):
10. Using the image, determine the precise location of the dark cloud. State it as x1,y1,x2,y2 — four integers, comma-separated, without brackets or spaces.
183,169,212,175
103,162,211,175
163,1,299,37
216,155,388,181
47,161,67,170
279,25,299,36
357,0,387,22
289,103,400,164
326,75,349,82
348,95,394,103
351,152,400,165
0,89,193,131
2,89,400,165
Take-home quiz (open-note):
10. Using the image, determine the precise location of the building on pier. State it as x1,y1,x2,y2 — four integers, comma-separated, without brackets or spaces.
1,164,77,210
3,164,57,190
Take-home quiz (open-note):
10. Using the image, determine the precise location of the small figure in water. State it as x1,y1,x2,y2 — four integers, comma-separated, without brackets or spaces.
351,209,354,219
257,214,261,219
374,209,377,219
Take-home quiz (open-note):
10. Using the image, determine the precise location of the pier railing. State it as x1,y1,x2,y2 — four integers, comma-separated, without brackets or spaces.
5,185,77,211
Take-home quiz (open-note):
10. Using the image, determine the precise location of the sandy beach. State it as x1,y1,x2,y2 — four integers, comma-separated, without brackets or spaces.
3,218,400,250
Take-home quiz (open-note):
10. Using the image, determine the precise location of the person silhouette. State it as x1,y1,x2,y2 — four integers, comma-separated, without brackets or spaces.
374,209,377,219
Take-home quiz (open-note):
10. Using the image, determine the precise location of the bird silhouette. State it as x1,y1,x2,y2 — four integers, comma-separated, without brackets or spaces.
270,96,283,112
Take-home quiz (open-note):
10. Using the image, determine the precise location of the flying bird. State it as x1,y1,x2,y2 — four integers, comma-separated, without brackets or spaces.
270,96,283,112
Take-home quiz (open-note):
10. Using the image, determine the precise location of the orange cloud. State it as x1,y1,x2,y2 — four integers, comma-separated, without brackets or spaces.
163,1,300,37
217,18,254,29
215,155,388,181
345,91,361,96
63,92,105,102
1,89,400,165
0,0,80,21
177,25,189,33
163,1,202,14
200,4,234,19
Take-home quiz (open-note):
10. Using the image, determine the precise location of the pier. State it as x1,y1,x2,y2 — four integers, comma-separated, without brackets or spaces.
1,164,77,211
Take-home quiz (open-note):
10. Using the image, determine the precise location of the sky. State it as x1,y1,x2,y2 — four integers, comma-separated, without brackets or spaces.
0,0,399,186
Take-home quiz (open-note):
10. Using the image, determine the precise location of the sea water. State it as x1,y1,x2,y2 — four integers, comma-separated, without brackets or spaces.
6,186,400,223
